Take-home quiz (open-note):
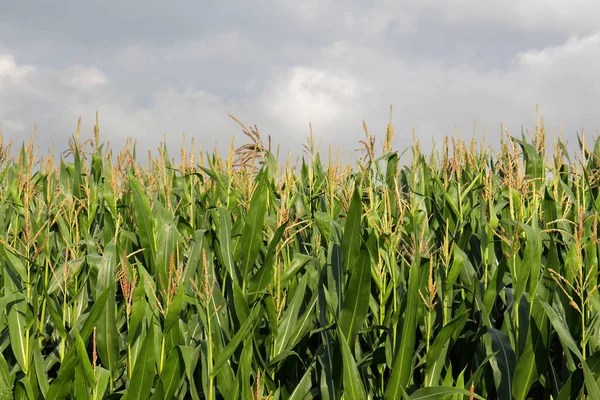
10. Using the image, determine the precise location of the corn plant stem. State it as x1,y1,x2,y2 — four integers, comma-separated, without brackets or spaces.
39,301,47,347
483,235,489,293
426,311,432,354
378,264,387,389
190,181,196,231
207,304,214,400
61,289,67,362
25,329,30,374
39,259,50,346
125,311,132,378
74,275,79,321
512,256,520,358
458,181,464,221
391,265,398,367
379,275,385,329
159,335,165,373
27,261,31,300
443,296,450,327
424,310,433,386
581,296,586,360
25,259,31,374
127,343,132,379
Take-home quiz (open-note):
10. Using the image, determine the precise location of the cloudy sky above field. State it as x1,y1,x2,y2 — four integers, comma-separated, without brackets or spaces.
1,1,600,161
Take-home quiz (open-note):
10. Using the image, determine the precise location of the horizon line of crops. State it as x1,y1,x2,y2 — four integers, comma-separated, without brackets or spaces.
1,110,600,399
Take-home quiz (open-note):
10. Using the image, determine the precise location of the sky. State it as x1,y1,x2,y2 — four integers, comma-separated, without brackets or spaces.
1,1,600,163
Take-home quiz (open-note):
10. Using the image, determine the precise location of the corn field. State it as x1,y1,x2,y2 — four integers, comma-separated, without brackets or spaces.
1,113,600,399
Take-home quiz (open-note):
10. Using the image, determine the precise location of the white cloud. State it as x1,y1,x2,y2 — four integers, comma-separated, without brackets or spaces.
0,54,35,83
273,0,328,23
510,0,600,32
0,50,255,158
254,0,600,48
2,26,600,163
374,0,600,35
516,33,600,68
262,66,362,132
256,30,600,154
61,65,108,88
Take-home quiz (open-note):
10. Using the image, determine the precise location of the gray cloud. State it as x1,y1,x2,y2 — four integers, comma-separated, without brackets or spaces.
1,1,600,164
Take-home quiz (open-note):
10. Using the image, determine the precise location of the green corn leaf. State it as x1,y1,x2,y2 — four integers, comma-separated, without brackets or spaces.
488,327,516,400
557,368,584,400
47,372,74,400
288,364,315,400
338,330,367,399
7,296,28,374
512,136,543,181
45,294,68,340
232,280,250,325
13,376,35,400
452,367,465,400
520,224,542,305
0,291,25,317
124,322,157,400
179,345,201,400
238,338,253,400
129,172,156,272
0,238,28,281
216,206,240,285
0,353,13,399
239,171,268,283
385,257,427,399
248,220,288,298
75,363,92,400
74,332,96,386
275,274,308,356
47,288,111,400
154,202,181,297
93,368,111,400
341,186,362,272
211,305,260,377
540,300,600,398
433,175,460,219
280,253,313,286
128,280,147,344
46,288,110,400
31,322,49,397
95,241,120,380
424,309,469,386
288,292,318,350
512,298,548,400
71,141,83,198
164,284,184,335
158,347,183,399
338,247,371,347
200,156,228,194
409,386,485,400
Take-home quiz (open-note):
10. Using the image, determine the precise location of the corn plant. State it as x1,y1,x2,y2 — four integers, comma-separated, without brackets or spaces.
1,111,600,399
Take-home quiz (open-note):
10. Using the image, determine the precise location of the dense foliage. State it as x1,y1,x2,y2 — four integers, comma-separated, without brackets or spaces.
1,115,600,399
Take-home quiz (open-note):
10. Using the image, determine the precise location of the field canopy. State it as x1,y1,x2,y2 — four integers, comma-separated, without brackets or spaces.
1,115,600,399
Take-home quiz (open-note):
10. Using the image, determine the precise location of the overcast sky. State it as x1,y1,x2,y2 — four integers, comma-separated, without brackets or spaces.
1,1,600,163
